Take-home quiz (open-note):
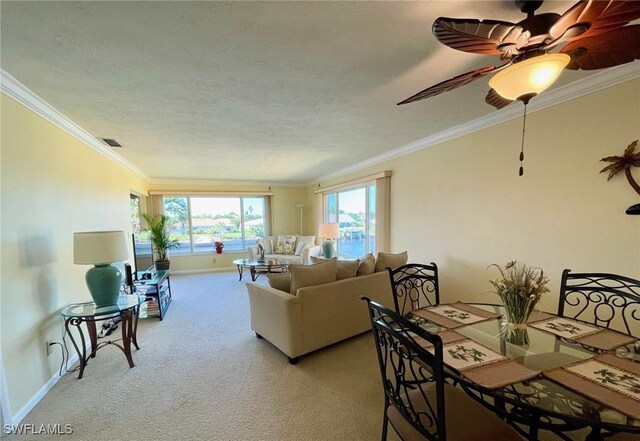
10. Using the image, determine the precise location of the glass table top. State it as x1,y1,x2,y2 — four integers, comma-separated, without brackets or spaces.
61,295,145,318
409,303,640,430
233,258,289,267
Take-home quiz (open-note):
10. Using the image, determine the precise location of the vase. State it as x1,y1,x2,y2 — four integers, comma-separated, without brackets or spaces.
216,248,223,254
501,302,535,346
503,323,530,346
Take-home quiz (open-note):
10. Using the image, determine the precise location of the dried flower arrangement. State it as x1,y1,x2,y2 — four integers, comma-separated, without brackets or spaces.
489,261,550,344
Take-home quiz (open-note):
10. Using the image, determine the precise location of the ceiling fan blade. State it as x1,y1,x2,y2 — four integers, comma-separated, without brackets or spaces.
562,25,640,70
485,89,514,110
397,65,504,105
548,0,640,45
433,17,525,56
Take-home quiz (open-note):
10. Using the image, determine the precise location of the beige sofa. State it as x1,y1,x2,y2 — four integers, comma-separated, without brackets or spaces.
246,271,393,364
247,235,321,265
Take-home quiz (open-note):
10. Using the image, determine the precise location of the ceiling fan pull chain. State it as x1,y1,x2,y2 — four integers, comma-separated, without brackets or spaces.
519,102,528,176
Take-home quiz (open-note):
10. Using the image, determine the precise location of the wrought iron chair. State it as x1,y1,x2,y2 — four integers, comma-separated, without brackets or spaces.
558,269,640,336
387,263,440,315
361,297,523,441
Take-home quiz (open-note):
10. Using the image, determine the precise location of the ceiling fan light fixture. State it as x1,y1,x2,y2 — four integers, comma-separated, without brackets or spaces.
489,53,571,101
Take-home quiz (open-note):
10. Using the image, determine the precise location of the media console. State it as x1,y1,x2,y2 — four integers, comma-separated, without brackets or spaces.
134,270,172,320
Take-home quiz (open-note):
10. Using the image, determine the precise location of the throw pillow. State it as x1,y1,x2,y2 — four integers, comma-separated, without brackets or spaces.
375,251,409,272
266,273,292,293
294,240,307,256
296,235,316,246
337,259,359,280
357,254,376,276
275,235,297,255
289,258,338,295
259,238,274,255
313,256,360,280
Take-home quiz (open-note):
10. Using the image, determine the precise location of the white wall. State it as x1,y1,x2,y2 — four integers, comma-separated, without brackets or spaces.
307,80,640,312
1,94,148,419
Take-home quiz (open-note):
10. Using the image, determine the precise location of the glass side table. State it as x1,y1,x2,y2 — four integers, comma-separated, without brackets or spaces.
61,294,144,379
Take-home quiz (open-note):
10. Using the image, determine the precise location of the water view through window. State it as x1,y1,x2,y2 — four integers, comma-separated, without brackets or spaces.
164,196,265,253
324,184,375,258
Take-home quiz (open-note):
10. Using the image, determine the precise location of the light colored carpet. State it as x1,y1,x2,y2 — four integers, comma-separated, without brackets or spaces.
10,271,400,441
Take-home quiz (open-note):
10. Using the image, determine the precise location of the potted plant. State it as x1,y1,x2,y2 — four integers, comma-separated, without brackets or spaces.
214,240,224,254
141,213,181,271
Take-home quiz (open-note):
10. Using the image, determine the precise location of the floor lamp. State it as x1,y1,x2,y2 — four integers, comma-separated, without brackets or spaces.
296,204,305,235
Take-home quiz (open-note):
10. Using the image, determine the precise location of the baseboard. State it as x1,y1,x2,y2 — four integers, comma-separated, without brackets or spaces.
171,267,235,275
10,351,79,425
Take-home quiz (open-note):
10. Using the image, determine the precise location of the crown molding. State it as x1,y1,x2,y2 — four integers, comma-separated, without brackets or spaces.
149,178,306,188
0,69,150,181
309,63,640,187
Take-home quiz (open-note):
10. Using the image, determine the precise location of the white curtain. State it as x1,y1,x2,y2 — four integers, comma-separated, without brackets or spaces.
375,175,390,253
264,195,273,237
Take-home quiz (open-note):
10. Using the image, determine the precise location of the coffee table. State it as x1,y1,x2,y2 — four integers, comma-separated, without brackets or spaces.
233,258,289,282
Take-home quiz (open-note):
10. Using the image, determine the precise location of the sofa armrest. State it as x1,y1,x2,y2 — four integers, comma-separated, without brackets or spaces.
246,282,303,358
301,245,321,264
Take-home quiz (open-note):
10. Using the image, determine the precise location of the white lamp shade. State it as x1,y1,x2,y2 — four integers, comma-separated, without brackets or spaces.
489,53,570,101
74,231,129,265
318,223,340,238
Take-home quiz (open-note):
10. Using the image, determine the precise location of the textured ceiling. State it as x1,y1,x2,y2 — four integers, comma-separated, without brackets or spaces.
2,0,595,183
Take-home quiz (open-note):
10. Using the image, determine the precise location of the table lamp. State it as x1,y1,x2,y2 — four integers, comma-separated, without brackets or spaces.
318,223,339,259
74,231,129,307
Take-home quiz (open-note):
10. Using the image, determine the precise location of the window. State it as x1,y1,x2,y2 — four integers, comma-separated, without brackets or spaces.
130,194,141,233
163,196,266,253
323,183,376,258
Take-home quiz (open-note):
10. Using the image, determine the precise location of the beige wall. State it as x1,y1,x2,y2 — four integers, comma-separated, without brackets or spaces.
147,182,307,271
307,80,640,312
1,95,149,415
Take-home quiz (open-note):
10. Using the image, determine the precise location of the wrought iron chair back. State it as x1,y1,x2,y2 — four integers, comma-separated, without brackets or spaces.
362,296,446,441
387,263,440,315
559,269,640,336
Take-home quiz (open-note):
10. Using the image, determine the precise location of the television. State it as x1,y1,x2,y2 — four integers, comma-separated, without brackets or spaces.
132,232,154,277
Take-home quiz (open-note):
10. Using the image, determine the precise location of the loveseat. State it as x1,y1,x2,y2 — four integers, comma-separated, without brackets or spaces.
246,254,406,364
247,235,321,265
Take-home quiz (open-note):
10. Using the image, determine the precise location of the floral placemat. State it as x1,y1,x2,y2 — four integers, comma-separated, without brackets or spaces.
544,354,640,420
412,302,500,329
441,340,507,372
566,359,640,401
529,317,600,339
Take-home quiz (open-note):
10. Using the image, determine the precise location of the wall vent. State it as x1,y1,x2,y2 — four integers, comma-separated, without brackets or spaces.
100,138,123,148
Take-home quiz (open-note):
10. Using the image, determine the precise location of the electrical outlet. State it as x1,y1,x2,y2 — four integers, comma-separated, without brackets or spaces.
212,258,217,264
45,341,53,356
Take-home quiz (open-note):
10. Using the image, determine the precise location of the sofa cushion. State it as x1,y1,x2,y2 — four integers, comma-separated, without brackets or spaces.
275,235,297,255
357,254,376,276
337,259,359,280
266,273,292,293
375,251,408,272
310,256,360,280
264,254,303,265
290,258,338,295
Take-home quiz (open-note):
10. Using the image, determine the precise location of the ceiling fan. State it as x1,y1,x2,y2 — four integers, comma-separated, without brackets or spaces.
398,0,640,110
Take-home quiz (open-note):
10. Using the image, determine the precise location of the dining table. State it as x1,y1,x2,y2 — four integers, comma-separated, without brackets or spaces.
407,302,640,441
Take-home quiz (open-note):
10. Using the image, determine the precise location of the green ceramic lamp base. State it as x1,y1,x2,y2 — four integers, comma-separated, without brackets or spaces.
322,239,336,259
85,264,122,307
